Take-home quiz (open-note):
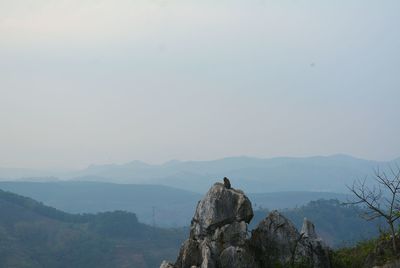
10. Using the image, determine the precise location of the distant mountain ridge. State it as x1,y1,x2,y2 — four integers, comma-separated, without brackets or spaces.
73,154,397,193
0,181,348,227
1,155,399,193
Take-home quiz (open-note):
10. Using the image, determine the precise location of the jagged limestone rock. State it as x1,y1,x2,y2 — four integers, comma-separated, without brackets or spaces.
219,246,255,268
250,210,300,266
175,239,202,268
302,237,331,268
301,218,331,268
250,211,330,268
301,217,318,239
190,183,253,239
212,221,247,247
160,182,331,268
160,260,175,268
165,182,254,268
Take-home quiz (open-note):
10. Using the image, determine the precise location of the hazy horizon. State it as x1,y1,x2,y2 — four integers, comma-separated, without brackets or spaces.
1,0,399,169
1,152,400,170
1,153,399,172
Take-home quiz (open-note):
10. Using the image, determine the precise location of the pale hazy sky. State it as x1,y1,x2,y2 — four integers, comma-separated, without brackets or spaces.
0,0,399,169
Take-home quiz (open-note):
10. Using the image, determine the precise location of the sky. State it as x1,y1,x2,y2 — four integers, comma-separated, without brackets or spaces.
0,0,399,169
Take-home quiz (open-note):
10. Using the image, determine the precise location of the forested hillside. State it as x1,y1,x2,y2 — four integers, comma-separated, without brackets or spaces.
0,189,186,268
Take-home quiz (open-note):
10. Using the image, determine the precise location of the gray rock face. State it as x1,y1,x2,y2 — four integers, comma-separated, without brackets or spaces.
250,211,330,268
190,183,253,239
160,182,330,268
160,260,175,268
175,239,202,268
167,182,254,268
300,218,331,268
250,210,301,265
301,217,318,239
219,246,255,268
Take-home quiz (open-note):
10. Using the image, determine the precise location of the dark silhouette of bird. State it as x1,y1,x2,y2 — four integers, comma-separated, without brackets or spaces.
223,177,231,189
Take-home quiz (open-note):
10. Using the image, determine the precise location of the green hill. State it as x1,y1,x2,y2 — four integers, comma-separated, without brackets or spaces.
0,189,186,268
0,181,201,227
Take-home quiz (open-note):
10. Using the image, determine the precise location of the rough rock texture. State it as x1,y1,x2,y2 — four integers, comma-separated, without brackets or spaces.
160,182,330,268
300,218,331,268
190,183,253,239
172,182,254,268
160,261,175,268
301,218,318,239
250,210,301,266
250,211,330,268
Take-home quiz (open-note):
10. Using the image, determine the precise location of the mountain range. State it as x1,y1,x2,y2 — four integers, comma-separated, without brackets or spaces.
1,154,399,193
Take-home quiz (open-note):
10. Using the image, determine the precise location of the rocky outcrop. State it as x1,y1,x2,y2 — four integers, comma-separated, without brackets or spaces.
190,182,253,240
250,212,330,267
160,182,330,268
160,261,175,268
300,218,331,268
250,210,302,266
301,218,318,239
172,182,254,268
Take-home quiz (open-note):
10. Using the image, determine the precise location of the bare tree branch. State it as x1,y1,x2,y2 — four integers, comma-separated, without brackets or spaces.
348,166,400,253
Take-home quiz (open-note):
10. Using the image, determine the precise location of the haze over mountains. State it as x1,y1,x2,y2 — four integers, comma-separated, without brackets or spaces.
0,181,379,268
1,155,399,193
0,154,397,227
0,182,200,227
0,181,348,227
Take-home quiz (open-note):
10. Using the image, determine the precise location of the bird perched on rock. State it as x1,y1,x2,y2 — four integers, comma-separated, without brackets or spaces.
223,177,231,189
